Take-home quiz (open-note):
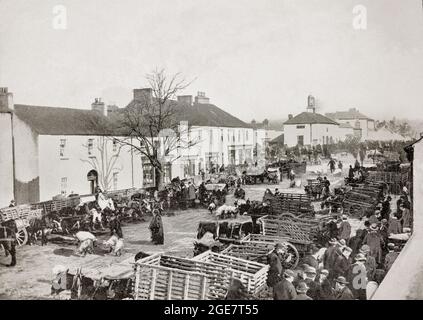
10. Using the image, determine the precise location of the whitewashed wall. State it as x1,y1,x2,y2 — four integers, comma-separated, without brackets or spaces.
0,113,14,207
38,135,143,201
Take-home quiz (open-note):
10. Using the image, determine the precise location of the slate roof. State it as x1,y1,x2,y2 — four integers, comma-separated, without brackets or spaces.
270,133,284,144
14,98,252,136
14,104,115,136
124,99,251,128
326,109,373,121
283,112,339,125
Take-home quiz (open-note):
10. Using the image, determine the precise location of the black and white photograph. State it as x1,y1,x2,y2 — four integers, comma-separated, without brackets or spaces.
0,0,423,305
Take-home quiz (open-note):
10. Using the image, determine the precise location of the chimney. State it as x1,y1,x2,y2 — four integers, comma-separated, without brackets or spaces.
177,95,193,106
288,114,293,120
0,87,14,112
194,91,210,104
91,98,105,116
134,88,153,104
107,104,119,117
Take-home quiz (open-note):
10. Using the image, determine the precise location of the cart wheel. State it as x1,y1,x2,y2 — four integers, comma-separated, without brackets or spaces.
349,205,364,218
16,227,28,247
284,243,300,269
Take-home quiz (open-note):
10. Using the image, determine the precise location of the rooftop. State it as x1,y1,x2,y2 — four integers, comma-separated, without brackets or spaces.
283,112,339,125
325,108,373,121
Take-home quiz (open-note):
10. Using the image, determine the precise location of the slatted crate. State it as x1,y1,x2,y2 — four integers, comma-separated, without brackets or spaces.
258,215,314,245
221,244,272,264
191,251,268,296
0,204,41,222
263,193,314,216
134,253,233,300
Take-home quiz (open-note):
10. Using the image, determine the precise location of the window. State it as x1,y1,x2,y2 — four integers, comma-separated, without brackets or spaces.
209,129,213,145
59,139,66,157
221,129,223,142
60,177,67,196
87,138,94,156
113,172,118,190
143,163,154,186
297,135,304,146
238,130,241,142
112,139,118,152
296,125,305,129
198,130,202,141
246,130,249,141
326,128,329,132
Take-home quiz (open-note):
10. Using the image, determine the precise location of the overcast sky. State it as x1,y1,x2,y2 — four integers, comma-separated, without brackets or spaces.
1,0,422,123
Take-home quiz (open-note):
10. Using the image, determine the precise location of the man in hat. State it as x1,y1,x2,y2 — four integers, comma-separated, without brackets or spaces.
334,276,354,300
359,245,376,281
304,266,321,300
332,247,352,279
294,282,312,300
349,229,364,257
380,196,392,221
347,253,367,300
384,243,399,272
338,215,351,242
274,188,280,196
266,243,287,290
327,217,339,240
323,238,338,271
400,203,412,230
317,269,334,300
362,223,384,264
273,269,297,300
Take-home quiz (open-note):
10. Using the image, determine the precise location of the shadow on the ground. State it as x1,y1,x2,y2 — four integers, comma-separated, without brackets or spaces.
52,248,75,257
127,240,152,245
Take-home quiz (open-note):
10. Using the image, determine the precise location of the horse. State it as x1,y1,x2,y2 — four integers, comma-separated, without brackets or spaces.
0,220,17,267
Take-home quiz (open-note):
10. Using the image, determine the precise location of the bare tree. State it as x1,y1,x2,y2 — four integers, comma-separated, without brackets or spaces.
113,69,199,188
81,137,123,191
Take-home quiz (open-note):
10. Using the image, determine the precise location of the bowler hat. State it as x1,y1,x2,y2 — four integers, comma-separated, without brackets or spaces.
320,269,329,275
304,266,317,275
338,239,346,247
284,269,295,278
335,276,349,285
387,243,395,249
296,282,309,293
370,223,378,231
354,253,367,261
275,242,287,250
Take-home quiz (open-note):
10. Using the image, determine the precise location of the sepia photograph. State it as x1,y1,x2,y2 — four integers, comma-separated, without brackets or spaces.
0,0,423,306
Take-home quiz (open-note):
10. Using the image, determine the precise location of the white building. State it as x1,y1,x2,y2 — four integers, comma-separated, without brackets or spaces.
283,96,341,147
0,88,267,206
0,89,144,207
325,108,375,141
124,90,267,183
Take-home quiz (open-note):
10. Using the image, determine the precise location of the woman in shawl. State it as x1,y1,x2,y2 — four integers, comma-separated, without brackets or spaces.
149,209,164,245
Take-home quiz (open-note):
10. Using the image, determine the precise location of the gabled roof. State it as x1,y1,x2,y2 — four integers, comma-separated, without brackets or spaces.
326,109,373,121
124,99,251,129
14,104,115,136
283,112,338,125
270,133,284,144
366,128,408,142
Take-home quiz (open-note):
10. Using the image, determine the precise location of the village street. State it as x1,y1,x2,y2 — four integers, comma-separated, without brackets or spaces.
0,156,355,300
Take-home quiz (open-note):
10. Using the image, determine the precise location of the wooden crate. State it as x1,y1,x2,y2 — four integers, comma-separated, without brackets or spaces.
192,251,268,295
222,244,272,264
0,205,42,222
135,253,234,300
258,215,314,245
263,193,314,216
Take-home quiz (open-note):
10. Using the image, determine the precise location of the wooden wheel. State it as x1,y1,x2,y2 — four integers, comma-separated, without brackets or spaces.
284,242,300,269
15,227,28,247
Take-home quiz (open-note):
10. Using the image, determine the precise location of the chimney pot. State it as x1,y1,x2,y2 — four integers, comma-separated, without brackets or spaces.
0,87,14,112
177,95,193,106
288,114,293,120
195,91,210,104
91,98,106,116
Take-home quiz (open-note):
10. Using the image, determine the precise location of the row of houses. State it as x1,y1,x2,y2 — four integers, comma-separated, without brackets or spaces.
277,95,407,147
0,88,268,207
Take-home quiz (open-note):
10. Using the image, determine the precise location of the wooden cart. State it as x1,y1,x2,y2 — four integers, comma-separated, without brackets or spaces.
0,205,42,246
223,234,300,269
192,251,268,296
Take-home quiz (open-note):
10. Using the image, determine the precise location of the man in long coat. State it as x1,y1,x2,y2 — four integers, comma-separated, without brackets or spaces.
266,243,285,289
338,215,351,242
332,247,352,279
149,210,164,245
323,238,338,270
359,245,376,281
334,276,354,300
362,224,384,264
273,269,297,300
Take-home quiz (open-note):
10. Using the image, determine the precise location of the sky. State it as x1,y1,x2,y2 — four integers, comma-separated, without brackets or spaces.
0,0,422,123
